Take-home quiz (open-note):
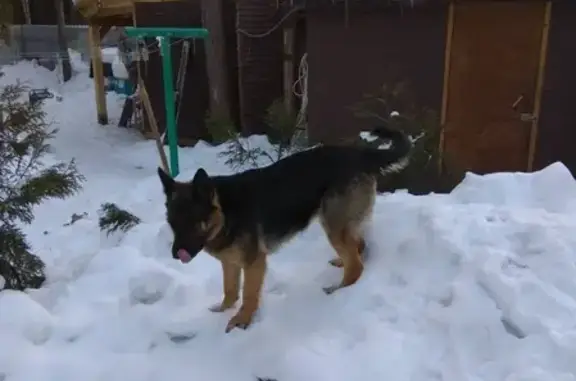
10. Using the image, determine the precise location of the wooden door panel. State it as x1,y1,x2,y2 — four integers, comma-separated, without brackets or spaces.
443,1,545,174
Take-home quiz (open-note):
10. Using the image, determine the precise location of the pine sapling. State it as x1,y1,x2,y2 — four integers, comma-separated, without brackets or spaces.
0,82,84,291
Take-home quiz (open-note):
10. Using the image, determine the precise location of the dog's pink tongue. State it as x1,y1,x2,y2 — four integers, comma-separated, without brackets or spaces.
177,249,193,263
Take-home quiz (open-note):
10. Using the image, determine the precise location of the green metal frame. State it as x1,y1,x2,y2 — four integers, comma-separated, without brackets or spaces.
124,27,209,177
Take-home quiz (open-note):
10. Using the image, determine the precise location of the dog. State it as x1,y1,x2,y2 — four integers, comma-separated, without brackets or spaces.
157,125,412,333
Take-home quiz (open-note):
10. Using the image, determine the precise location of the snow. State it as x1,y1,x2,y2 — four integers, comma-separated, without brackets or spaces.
98,46,130,80
2,55,576,381
111,59,129,80
100,47,119,65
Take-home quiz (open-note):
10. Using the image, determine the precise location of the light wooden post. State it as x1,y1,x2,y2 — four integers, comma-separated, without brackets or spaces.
88,24,108,125
437,1,455,174
527,1,552,172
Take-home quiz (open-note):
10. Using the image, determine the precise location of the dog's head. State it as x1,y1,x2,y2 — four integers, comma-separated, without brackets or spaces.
157,167,224,263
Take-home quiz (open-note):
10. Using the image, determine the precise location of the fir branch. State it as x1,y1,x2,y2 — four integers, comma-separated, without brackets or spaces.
20,161,84,201
0,222,30,254
0,222,45,290
2,161,84,225
98,202,142,236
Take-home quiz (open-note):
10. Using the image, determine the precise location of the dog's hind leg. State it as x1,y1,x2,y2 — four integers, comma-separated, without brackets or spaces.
321,175,376,294
322,227,364,294
328,234,366,268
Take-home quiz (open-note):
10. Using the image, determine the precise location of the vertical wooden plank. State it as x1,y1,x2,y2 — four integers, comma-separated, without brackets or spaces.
88,24,108,125
201,0,231,118
527,1,552,172
438,0,454,173
283,26,295,113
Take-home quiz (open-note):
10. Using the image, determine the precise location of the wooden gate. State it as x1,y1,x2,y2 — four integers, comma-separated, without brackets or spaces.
442,0,548,174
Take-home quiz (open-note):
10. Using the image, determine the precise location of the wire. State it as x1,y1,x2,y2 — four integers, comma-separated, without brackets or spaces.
237,6,302,39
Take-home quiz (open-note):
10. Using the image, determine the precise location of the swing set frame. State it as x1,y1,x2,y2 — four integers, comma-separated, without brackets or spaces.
124,27,209,178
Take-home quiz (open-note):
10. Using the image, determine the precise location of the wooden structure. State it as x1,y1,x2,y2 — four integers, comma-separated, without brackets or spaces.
236,0,575,176
75,0,239,145
303,0,576,176
74,0,179,25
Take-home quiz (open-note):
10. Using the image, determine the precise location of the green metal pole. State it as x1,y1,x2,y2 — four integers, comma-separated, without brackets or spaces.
159,37,179,177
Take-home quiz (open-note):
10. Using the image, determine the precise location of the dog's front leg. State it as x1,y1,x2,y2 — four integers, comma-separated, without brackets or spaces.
210,260,241,312
225,255,266,333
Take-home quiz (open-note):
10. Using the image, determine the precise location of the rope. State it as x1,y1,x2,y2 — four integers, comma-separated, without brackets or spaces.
174,40,190,126
292,52,308,129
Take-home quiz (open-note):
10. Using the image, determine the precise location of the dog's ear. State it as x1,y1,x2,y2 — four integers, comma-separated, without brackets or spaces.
191,168,213,201
157,167,175,196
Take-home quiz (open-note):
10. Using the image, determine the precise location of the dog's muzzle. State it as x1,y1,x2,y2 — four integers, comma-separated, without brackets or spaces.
171,238,205,264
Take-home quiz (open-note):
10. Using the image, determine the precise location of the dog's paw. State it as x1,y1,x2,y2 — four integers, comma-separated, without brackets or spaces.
328,258,343,268
322,285,340,295
225,311,254,333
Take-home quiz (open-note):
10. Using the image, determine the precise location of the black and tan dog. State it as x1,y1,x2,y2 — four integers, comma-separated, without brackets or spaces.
157,125,412,333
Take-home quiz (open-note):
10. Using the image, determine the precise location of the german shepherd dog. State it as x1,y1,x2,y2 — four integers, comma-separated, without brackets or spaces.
157,125,412,333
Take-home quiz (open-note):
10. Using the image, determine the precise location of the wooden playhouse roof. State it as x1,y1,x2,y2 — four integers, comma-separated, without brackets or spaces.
74,0,184,24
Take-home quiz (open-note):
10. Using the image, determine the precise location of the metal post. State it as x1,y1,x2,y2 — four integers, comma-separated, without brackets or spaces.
123,27,209,178
159,37,179,177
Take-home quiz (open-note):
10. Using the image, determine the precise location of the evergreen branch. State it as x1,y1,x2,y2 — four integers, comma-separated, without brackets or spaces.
0,222,45,290
2,161,84,224
20,161,84,201
98,202,142,236
0,222,30,254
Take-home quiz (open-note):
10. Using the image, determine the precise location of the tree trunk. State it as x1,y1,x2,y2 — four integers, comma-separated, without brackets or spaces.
55,0,72,82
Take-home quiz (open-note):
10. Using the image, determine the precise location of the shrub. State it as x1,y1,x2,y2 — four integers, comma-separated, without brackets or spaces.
0,83,83,291
216,100,309,171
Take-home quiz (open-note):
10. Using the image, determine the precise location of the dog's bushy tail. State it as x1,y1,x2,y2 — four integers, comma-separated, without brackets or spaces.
361,125,413,176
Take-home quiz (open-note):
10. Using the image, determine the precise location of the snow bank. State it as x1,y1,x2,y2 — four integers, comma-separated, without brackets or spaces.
1,58,576,381
451,162,576,213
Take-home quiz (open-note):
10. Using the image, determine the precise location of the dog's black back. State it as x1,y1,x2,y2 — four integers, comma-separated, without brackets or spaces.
159,126,412,263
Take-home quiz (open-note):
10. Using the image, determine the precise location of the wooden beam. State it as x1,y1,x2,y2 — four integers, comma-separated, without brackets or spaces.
88,24,108,125
200,0,230,119
527,1,552,172
138,78,170,173
438,0,455,174
283,27,295,114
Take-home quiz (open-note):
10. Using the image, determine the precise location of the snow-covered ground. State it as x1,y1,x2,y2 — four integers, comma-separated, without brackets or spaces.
1,55,576,381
